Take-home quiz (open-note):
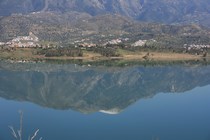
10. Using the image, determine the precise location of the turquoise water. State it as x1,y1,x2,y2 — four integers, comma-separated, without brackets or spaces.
0,61,210,140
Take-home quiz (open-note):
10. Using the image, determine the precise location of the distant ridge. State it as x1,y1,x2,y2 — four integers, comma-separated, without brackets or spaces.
0,0,209,26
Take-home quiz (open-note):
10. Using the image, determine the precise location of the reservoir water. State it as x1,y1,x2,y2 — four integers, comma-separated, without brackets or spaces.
0,61,210,140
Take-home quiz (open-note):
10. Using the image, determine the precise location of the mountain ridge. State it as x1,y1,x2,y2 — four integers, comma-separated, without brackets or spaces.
0,0,209,26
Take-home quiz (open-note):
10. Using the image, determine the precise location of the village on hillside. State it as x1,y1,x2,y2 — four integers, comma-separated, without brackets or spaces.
0,32,210,55
0,32,40,48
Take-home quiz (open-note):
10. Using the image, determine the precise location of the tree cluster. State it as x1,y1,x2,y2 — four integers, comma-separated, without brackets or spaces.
91,47,120,57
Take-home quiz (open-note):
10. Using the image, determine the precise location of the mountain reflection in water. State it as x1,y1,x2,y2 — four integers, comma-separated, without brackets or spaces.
0,61,210,114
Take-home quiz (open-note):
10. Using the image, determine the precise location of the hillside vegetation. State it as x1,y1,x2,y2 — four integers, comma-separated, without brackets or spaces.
0,0,209,26
0,12,210,47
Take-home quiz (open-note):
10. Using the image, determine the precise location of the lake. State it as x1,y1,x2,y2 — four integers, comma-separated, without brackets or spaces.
0,60,210,140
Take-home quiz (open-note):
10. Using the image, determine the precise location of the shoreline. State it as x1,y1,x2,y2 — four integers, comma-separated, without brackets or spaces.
0,48,208,62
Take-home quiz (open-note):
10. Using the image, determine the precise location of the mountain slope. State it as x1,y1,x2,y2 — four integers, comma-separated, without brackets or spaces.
1,12,209,46
0,0,209,26
0,0,45,16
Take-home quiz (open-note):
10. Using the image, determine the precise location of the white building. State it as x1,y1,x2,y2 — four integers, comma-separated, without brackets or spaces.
0,42,5,46
132,40,147,47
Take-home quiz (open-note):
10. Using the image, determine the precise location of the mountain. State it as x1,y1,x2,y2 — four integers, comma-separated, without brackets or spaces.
0,0,210,26
0,0,45,16
0,61,210,114
1,12,209,46
0,0,210,47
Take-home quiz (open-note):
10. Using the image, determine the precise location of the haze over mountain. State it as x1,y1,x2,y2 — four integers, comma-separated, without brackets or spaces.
0,0,210,26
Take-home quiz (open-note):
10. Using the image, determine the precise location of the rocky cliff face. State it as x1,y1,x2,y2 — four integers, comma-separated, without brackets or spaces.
44,0,144,17
0,0,209,26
